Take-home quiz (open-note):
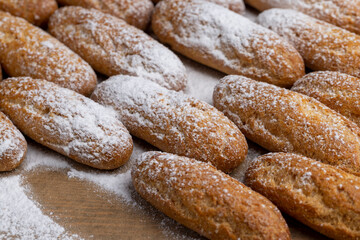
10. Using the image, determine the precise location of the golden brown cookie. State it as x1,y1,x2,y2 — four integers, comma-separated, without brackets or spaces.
0,111,27,172
246,0,360,34
132,151,291,240
56,0,153,30
0,77,133,170
213,75,360,176
91,75,247,173
246,152,360,240
292,71,360,127
49,6,187,91
0,0,58,26
152,0,304,87
0,11,97,96
258,8,360,79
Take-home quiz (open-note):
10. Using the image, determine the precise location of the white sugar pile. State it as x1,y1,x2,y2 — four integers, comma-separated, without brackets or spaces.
68,169,133,205
22,142,72,171
0,175,80,240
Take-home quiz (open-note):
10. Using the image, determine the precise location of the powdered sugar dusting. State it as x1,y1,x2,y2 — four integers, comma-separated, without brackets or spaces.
49,6,187,91
22,141,72,171
208,0,245,13
0,175,81,240
68,169,133,203
182,56,224,104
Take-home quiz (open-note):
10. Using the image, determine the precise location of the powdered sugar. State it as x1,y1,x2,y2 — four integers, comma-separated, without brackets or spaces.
182,56,224,104
0,175,81,240
208,0,245,13
68,169,133,203
40,40,55,49
22,141,72,171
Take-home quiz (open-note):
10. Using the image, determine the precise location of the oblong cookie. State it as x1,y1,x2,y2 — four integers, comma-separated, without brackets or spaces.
91,75,247,173
258,8,360,79
0,77,133,170
213,75,360,176
292,71,360,127
245,152,360,240
56,0,153,30
0,0,58,26
152,0,304,87
152,0,246,14
245,0,360,35
132,151,291,240
0,111,27,172
0,11,97,96
49,6,187,91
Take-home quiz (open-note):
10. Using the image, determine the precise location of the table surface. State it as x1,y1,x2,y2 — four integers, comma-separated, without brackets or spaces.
0,6,331,240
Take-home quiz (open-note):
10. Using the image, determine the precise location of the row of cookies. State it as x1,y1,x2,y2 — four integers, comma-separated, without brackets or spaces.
0,73,250,172
11,60,357,174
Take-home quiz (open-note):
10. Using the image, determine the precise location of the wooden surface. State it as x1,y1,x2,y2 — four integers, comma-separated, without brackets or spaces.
0,6,333,240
